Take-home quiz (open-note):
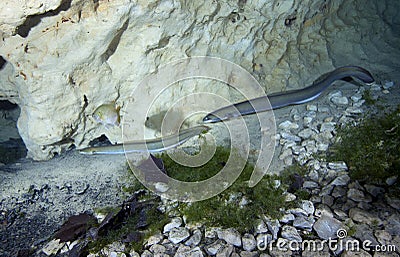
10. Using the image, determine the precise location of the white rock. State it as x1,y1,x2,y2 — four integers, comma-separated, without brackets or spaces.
386,176,398,186
265,218,280,240
314,131,333,143
345,106,364,114
205,227,220,239
281,225,302,242
175,245,204,257
303,116,313,127
149,244,166,254
284,192,297,202
163,217,182,233
306,104,318,111
313,215,343,240
280,132,301,142
320,122,336,133
0,0,63,35
329,174,350,186
168,227,190,244
383,81,394,89
318,106,331,113
351,93,363,102
289,208,308,217
291,145,306,155
155,182,169,193
216,244,233,257
331,96,349,105
145,232,164,247
102,242,126,256
301,200,315,215
293,216,315,230
242,233,257,251
328,162,348,171
314,205,333,218
303,181,319,189
185,229,202,246
204,240,224,255
298,128,314,139
279,148,292,160
328,90,343,98
283,156,293,166
293,113,302,121
129,250,140,257
370,84,382,91
333,209,348,219
141,250,153,257
278,120,299,130
272,180,281,189
283,141,297,149
316,142,329,151
279,213,295,223
353,99,366,107
41,239,64,256
323,115,333,121
305,143,317,154
290,108,301,121
308,169,320,182
217,228,242,247
254,219,268,234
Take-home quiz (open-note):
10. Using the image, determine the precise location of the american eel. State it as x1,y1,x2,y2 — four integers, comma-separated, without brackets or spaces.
79,125,209,155
203,66,374,123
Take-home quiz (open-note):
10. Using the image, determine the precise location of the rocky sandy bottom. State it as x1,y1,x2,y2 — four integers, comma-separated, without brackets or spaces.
0,80,400,257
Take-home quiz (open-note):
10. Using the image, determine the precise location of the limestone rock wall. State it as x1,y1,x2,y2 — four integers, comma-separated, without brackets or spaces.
0,0,398,160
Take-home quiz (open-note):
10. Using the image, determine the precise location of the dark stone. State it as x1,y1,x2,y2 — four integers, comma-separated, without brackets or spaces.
137,154,169,184
386,214,400,236
287,173,304,193
54,213,97,243
354,224,379,246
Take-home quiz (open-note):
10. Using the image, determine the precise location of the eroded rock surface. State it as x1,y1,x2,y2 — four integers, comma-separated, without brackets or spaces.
0,0,399,160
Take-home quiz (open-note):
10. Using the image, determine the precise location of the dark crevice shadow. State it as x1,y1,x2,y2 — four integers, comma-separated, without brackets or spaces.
88,134,112,147
0,100,18,111
16,0,73,38
0,100,26,164
0,56,6,70
100,19,129,63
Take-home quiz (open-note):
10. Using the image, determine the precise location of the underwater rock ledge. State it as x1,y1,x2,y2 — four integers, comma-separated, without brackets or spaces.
0,0,399,160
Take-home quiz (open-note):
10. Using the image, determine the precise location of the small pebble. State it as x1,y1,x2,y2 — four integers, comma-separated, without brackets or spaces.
383,81,394,89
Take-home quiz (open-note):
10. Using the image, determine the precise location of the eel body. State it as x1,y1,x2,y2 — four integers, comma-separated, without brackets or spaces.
79,125,209,155
203,66,374,123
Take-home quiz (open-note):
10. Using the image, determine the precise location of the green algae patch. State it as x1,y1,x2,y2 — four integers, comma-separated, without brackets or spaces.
362,89,376,106
157,146,227,182
158,146,288,233
328,106,400,184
